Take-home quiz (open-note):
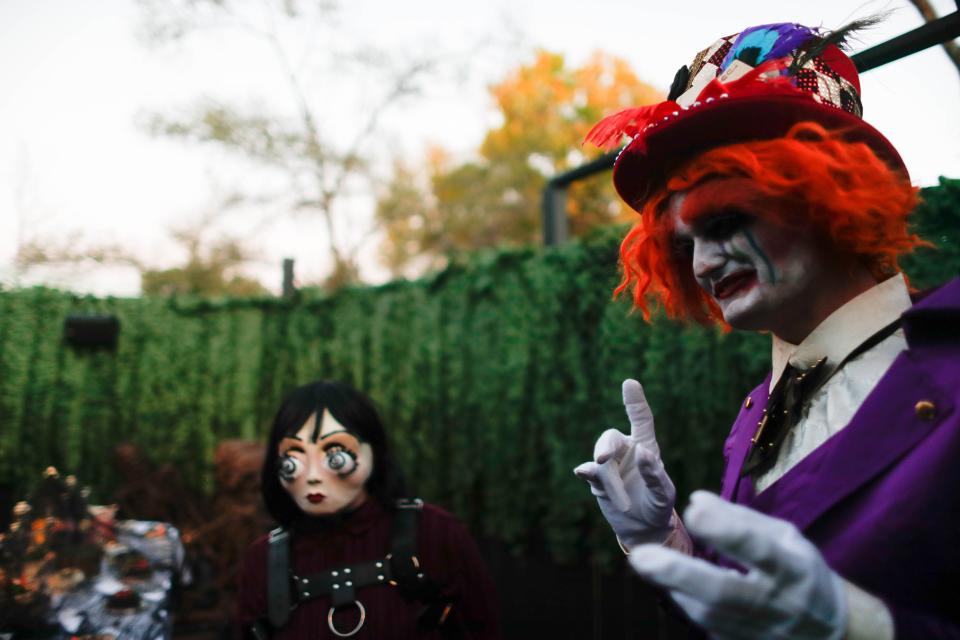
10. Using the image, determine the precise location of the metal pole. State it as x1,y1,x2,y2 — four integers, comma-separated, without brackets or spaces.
851,10,960,72
542,152,617,246
282,258,296,298
542,184,569,245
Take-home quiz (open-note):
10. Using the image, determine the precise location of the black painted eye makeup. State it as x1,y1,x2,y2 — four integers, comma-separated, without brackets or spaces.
700,211,752,240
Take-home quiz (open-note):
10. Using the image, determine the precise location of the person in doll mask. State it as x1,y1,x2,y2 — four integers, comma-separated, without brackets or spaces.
575,20,960,640
237,381,500,639
275,409,374,517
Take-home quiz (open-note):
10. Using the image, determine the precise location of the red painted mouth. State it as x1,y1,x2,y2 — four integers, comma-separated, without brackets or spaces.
713,270,757,300
307,493,326,504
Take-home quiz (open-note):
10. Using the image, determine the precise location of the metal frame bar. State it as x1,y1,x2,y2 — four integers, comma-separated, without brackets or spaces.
542,11,960,245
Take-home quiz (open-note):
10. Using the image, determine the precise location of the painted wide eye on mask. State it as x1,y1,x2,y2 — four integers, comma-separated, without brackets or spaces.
278,455,304,483
323,444,358,476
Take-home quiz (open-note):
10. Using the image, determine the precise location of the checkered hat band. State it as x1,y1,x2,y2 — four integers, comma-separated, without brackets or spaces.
686,37,735,89
796,56,862,117
686,40,862,118
705,39,733,70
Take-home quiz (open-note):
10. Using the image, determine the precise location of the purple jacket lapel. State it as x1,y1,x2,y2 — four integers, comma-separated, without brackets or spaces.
719,376,769,503
747,351,955,530
721,277,960,531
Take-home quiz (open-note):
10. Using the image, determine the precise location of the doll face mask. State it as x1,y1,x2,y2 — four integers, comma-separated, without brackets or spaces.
669,178,837,341
278,410,374,516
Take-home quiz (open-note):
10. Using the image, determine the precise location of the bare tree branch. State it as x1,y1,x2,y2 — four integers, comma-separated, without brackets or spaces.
136,0,486,288
14,236,146,272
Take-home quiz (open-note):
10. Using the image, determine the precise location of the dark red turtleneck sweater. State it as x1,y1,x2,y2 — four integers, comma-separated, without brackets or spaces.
236,499,501,639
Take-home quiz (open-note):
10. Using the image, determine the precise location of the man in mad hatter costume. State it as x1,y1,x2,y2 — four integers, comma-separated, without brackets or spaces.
574,20,960,639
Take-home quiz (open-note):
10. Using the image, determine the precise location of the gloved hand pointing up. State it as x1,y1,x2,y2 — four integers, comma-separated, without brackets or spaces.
574,379,677,548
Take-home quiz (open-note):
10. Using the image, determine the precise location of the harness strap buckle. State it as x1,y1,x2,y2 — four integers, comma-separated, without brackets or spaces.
396,497,424,510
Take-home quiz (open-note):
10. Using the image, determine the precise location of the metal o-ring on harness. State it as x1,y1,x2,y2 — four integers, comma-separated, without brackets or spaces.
327,600,366,637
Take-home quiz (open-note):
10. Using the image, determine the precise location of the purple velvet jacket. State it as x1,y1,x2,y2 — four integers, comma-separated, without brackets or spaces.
719,277,960,638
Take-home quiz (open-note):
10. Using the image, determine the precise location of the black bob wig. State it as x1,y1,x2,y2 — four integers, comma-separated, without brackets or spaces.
261,380,407,526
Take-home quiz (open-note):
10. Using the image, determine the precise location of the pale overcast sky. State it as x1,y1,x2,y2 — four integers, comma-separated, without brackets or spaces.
1,0,957,295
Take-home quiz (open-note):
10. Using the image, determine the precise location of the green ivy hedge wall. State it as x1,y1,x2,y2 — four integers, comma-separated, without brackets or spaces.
1,178,957,564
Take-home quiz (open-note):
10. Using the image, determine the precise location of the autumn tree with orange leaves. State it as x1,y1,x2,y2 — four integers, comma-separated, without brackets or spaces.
376,50,661,276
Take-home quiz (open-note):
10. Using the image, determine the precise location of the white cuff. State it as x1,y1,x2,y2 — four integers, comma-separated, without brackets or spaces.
617,511,692,556
844,578,894,640
663,510,693,555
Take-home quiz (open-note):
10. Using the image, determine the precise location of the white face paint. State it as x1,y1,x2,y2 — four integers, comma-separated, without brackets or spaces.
669,178,838,341
278,410,374,516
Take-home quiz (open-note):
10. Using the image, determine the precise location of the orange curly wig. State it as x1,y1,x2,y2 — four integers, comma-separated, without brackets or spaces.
615,121,925,325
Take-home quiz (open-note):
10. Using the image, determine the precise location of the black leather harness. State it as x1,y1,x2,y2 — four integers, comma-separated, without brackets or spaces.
250,499,460,639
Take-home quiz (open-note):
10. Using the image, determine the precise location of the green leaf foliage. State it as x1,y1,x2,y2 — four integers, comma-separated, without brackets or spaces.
900,177,960,289
0,178,957,564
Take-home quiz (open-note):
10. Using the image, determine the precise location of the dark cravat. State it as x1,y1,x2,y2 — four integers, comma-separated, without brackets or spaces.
741,356,828,477
740,317,903,479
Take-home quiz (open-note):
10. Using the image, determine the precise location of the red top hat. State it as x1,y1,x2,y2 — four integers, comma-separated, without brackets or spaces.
585,22,908,209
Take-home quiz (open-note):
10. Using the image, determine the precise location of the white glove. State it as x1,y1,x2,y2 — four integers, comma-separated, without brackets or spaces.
574,379,676,548
628,491,848,640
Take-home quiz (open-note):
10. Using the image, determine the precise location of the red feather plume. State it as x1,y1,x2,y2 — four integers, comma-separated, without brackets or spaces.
584,60,798,151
